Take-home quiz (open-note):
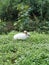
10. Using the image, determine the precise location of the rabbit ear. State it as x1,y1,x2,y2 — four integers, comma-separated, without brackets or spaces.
24,30,27,32
24,30,27,34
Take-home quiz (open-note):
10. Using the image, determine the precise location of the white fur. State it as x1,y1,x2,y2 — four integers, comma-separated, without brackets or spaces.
14,32,30,40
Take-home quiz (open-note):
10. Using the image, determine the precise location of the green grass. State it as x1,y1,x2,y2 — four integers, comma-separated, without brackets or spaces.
0,31,49,65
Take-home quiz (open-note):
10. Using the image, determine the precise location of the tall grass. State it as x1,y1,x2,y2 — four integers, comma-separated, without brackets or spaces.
0,31,49,65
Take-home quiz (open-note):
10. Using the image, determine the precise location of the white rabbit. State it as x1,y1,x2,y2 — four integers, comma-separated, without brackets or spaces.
14,31,30,40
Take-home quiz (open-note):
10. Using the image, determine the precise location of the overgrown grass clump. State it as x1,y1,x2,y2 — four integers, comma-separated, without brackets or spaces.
0,31,49,65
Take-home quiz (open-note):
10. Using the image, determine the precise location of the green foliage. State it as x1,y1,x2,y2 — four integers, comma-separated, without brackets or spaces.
14,0,49,32
29,0,49,20
0,0,19,21
0,0,49,33
0,31,49,65
0,21,7,34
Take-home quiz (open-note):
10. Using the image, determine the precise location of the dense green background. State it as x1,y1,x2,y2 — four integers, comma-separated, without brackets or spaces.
0,0,49,33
